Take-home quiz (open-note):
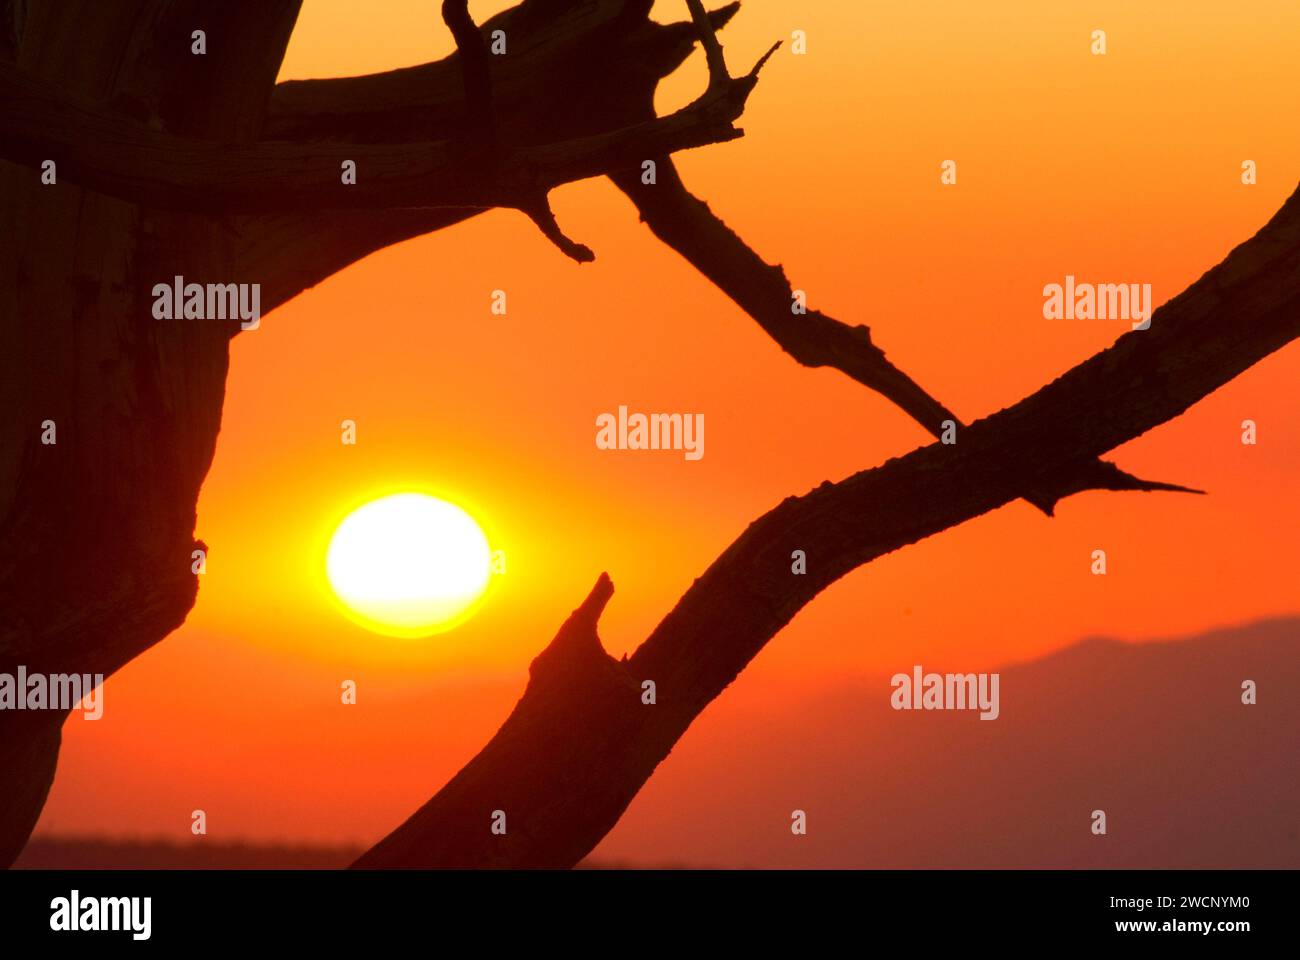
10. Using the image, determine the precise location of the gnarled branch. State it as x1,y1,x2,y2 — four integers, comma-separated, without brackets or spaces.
245,1,741,312
609,158,1199,513
0,50,759,215
355,183,1300,868
250,0,800,301
249,3,1185,509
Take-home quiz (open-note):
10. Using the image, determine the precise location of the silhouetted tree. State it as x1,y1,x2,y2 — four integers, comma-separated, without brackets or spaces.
1,0,1297,868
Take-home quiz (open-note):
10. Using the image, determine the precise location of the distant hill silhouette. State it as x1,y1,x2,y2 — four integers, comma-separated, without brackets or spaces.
15,618,1297,869
591,617,1300,868
14,836,361,870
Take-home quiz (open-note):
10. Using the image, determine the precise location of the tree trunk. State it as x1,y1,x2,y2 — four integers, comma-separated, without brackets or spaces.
0,0,299,865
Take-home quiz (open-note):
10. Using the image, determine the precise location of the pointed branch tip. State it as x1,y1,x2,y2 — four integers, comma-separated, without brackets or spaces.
574,572,615,628
522,200,595,263
585,572,615,614
748,40,781,78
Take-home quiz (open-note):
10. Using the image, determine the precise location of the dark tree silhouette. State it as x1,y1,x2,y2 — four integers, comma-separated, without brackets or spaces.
1,0,1297,869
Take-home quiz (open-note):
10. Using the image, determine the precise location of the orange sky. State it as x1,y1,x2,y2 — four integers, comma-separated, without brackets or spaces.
35,0,1300,854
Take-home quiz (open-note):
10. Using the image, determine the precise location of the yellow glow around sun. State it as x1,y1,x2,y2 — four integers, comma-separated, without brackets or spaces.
325,493,492,637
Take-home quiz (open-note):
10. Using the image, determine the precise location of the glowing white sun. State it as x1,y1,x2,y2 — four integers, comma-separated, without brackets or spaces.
325,493,491,637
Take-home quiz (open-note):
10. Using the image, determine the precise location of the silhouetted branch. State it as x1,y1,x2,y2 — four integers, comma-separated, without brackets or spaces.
266,2,740,143
522,198,596,262
684,0,730,89
0,53,758,215
251,3,1180,508
356,183,1300,868
248,1,742,309
441,0,496,139
610,158,1197,511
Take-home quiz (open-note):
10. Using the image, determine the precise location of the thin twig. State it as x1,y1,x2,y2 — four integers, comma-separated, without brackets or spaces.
684,0,730,88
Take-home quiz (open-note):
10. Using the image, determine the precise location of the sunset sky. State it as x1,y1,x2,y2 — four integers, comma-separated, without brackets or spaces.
35,0,1300,861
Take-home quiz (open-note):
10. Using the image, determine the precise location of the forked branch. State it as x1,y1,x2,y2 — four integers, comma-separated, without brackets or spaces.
356,186,1300,867
248,2,1185,508
610,157,1198,512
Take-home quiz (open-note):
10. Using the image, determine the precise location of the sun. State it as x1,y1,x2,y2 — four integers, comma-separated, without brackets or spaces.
325,492,492,638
